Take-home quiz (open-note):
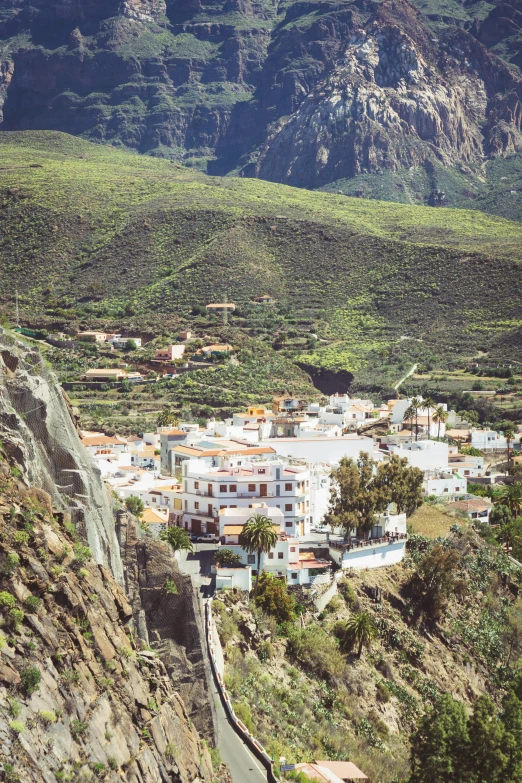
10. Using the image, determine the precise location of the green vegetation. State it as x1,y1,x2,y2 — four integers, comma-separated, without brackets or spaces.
20,665,42,695
239,514,278,596
159,526,193,555
124,496,145,519
1,132,522,412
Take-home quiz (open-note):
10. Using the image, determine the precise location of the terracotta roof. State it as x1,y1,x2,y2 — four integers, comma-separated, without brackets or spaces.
448,498,491,513
164,429,186,436
142,508,169,524
316,760,368,781
82,435,126,446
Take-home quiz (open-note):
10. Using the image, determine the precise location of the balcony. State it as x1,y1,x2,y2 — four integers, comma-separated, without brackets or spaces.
193,490,211,497
235,492,275,499
330,533,408,552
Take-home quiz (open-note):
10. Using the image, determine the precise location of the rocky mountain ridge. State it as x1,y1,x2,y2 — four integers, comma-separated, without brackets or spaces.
1,0,522,200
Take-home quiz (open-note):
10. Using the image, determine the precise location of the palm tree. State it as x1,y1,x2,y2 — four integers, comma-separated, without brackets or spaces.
500,482,522,518
341,611,378,658
411,397,422,442
157,406,179,428
504,425,515,475
497,519,522,554
239,514,278,597
160,525,193,555
433,405,448,441
424,395,436,440
404,405,416,443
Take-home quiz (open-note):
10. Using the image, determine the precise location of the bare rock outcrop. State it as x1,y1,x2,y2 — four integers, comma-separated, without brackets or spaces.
0,455,214,782
0,330,123,583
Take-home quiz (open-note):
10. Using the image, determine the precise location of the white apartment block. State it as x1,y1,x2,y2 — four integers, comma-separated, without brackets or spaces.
424,473,468,499
181,457,311,537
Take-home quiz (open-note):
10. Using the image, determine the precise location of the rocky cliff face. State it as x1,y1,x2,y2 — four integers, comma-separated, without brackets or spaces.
0,330,220,782
1,0,522,192
0,330,122,582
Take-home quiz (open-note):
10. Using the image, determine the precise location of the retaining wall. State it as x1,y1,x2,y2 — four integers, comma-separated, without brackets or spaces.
205,599,280,783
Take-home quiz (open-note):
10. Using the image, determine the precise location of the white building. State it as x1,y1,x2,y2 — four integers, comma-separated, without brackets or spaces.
424,473,468,499
109,337,142,349
471,429,519,451
329,513,408,571
258,434,376,467
181,457,311,537
217,507,330,585
385,440,449,472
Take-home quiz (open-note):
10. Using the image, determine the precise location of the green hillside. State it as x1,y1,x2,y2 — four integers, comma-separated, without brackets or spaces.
1,131,522,392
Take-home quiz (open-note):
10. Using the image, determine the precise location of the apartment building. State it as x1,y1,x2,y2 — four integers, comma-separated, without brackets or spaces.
181,456,311,537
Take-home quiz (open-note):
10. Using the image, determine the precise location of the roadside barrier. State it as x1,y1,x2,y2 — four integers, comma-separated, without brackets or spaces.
205,598,280,782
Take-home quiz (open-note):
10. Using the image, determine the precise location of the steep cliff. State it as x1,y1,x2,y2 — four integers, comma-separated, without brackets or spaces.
0,329,220,782
0,329,122,582
1,0,522,201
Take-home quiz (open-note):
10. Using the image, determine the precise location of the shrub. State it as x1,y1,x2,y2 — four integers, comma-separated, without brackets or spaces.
376,681,390,703
13,531,29,546
257,640,274,661
4,553,19,574
338,579,357,606
0,591,16,609
165,742,177,759
9,608,25,629
71,719,87,736
8,699,22,718
73,543,91,566
287,626,345,681
21,665,42,694
255,573,296,623
164,577,178,595
107,757,118,770
92,763,106,775
9,720,24,734
25,595,41,612
40,710,57,725
233,702,255,733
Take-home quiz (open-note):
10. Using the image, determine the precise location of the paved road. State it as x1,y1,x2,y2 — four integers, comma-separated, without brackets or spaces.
179,545,268,783
210,666,268,783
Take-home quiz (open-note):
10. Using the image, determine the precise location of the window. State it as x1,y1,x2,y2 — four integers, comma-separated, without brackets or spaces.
220,485,227,492
278,552,284,559
230,484,237,492
152,497,156,503
285,504,292,512
285,483,292,491
276,485,280,497
444,487,448,493
220,505,227,510
291,572,298,580
455,487,460,492
230,505,237,509
195,502,199,510
290,546,296,552
184,500,187,510
286,521,292,528
258,469,266,474
194,481,199,490
248,484,256,492
276,468,281,480
268,552,274,560
247,555,255,564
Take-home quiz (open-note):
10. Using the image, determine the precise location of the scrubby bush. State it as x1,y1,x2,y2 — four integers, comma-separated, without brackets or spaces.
40,710,57,725
9,721,24,734
21,665,41,694
287,626,345,681
25,596,41,612
13,531,29,546
9,608,25,629
0,591,16,609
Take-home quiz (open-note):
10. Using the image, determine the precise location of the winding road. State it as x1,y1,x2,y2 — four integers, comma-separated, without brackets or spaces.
178,544,268,783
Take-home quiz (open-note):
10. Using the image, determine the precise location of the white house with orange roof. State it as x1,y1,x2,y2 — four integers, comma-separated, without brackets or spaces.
181,456,310,537
215,505,330,585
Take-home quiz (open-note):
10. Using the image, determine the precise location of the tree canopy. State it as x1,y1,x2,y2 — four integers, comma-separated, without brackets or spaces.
327,453,423,535
160,525,193,554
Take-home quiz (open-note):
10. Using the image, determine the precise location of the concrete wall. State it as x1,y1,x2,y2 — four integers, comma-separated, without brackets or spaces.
339,540,406,570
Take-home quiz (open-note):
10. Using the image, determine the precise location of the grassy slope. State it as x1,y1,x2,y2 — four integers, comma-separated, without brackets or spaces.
2,131,522,382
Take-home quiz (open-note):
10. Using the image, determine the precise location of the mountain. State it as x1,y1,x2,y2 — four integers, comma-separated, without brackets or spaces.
2,0,522,214
0,131,522,393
